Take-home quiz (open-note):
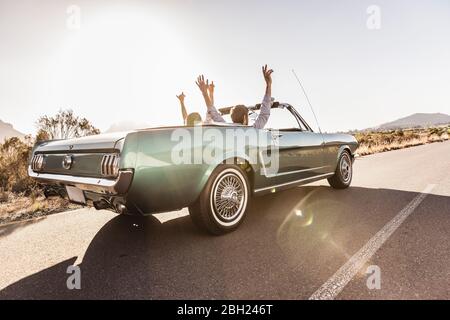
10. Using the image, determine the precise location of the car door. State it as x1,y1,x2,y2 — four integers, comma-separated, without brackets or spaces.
258,106,326,188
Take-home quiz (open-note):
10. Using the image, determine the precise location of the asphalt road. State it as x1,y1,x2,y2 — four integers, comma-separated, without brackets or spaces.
1,141,449,299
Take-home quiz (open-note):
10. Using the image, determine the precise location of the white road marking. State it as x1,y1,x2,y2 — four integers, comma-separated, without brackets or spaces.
309,184,436,300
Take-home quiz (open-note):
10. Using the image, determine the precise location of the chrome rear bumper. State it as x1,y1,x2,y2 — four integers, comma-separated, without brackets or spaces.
28,166,133,195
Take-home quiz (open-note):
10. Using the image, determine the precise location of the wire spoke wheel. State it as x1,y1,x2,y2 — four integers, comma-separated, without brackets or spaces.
189,165,250,234
340,153,352,183
212,173,245,222
328,150,353,189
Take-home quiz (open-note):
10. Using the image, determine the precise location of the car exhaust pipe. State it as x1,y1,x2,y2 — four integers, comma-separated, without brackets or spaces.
116,203,128,214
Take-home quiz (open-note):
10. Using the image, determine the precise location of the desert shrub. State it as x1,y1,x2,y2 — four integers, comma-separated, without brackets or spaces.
354,127,443,156
0,189,8,203
36,109,100,140
428,127,441,136
0,110,100,197
0,136,38,195
403,130,420,140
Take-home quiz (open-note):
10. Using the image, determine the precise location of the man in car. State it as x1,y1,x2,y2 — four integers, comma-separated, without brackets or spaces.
196,64,273,129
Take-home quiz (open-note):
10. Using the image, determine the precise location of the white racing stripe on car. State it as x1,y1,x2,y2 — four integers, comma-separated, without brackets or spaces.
309,183,436,300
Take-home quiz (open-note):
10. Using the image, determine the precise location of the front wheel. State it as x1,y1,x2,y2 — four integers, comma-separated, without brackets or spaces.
189,164,250,235
328,150,353,189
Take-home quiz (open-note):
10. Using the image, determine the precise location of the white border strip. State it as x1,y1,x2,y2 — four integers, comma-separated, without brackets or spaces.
309,184,436,300
254,172,334,193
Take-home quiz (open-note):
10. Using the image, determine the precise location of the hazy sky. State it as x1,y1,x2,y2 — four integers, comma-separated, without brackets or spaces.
1,0,449,134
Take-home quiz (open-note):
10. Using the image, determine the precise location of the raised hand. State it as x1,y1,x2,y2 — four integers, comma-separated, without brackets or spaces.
196,75,212,107
176,92,186,103
195,75,210,94
262,64,274,86
176,92,188,122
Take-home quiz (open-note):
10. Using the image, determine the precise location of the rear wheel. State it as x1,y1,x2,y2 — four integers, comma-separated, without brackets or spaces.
189,164,250,235
328,150,353,189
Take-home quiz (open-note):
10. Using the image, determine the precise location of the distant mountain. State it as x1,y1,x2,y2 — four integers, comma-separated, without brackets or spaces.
0,119,25,142
374,113,450,130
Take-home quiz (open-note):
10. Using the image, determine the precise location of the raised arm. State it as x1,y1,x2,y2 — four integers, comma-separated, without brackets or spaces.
203,81,216,123
253,64,274,129
196,75,212,107
196,75,224,123
176,92,188,123
208,81,215,107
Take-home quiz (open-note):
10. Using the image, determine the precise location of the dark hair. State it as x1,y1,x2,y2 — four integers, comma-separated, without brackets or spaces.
186,112,202,126
230,105,248,124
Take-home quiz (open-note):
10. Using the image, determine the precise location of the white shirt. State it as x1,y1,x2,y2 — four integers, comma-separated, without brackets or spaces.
205,94,272,129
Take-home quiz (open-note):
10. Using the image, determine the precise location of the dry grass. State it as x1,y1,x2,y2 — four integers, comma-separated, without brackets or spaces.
0,137,37,194
0,111,100,225
0,191,80,225
0,136,81,225
354,127,449,156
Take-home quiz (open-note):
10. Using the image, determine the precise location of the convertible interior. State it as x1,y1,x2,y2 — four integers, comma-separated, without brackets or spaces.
216,101,313,132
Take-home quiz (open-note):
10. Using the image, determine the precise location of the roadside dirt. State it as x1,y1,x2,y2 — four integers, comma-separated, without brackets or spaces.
0,194,80,225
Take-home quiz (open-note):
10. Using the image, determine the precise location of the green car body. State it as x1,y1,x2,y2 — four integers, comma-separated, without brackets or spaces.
29,103,358,232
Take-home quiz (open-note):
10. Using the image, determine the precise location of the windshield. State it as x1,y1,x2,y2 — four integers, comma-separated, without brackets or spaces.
220,106,308,130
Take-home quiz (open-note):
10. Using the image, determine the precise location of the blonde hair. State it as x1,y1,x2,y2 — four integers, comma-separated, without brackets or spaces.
186,112,202,126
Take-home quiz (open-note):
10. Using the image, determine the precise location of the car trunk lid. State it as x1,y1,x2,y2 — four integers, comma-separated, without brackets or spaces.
32,131,132,178
35,131,132,153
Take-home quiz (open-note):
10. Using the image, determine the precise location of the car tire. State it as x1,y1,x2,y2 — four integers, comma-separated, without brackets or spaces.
189,164,250,235
328,150,353,189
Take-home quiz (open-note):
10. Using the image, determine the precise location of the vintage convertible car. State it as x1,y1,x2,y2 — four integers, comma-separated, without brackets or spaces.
29,102,358,234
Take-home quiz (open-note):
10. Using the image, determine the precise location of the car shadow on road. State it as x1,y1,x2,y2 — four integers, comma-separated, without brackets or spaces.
1,185,449,299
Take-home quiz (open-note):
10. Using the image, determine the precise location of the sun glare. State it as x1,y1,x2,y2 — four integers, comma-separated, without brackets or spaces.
51,7,190,131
